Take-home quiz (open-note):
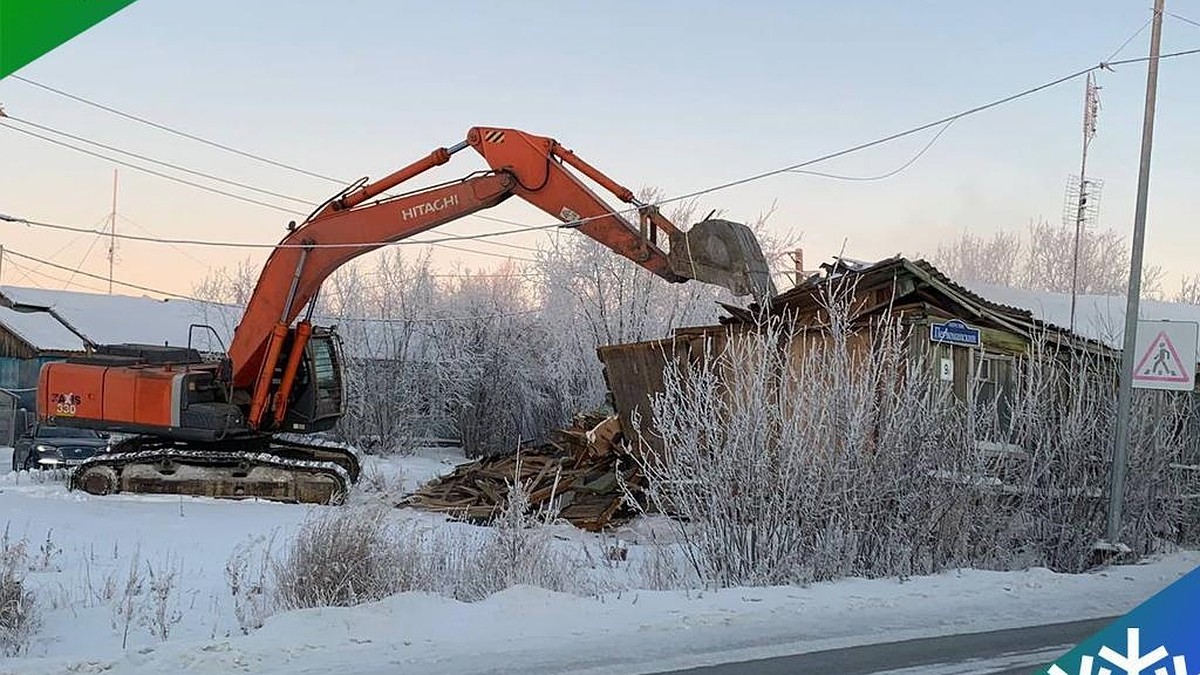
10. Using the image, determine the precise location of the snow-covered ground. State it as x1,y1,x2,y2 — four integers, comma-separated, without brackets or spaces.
0,446,1196,675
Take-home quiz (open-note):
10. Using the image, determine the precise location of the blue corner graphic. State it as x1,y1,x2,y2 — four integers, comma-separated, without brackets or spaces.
1038,565,1200,675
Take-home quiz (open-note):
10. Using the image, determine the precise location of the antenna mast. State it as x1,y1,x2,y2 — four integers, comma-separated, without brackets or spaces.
107,169,118,294
1067,73,1102,330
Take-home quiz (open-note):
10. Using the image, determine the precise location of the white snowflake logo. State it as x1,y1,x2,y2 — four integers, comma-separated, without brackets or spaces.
1049,628,1191,675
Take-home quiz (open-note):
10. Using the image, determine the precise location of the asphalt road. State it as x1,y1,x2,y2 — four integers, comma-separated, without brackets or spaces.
655,617,1113,675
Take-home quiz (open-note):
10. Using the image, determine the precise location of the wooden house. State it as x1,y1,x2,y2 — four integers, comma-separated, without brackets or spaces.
597,256,1117,447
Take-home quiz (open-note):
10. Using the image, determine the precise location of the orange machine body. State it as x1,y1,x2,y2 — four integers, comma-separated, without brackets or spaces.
40,361,212,434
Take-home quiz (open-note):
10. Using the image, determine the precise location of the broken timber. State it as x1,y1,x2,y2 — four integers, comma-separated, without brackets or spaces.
402,414,645,531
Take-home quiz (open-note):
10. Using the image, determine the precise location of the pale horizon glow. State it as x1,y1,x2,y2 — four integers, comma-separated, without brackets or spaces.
2,1,1200,299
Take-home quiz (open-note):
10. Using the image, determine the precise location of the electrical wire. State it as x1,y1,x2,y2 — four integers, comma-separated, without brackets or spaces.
117,213,213,268
5,248,194,299
0,121,307,215
10,74,349,185
649,48,1200,216
787,120,955,182
9,42,1199,291
2,258,49,289
3,115,316,205
5,257,107,293
62,224,105,290
1106,17,1154,63
1,116,547,255
1,212,557,250
5,247,542,324
1167,12,1200,30
11,44,1200,322
12,48,1198,254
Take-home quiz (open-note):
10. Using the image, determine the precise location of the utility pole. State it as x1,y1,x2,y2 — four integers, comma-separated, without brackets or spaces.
1107,0,1164,547
107,169,118,294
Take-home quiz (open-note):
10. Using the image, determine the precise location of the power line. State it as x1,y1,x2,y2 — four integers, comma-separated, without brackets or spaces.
0,121,306,215
788,119,955,182
4,212,538,266
648,48,1200,215
1,116,546,255
6,248,196,299
6,257,107,293
62,225,105,290
117,213,212,268
13,49,1196,251
1107,17,1154,63
3,258,48,289
10,74,349,185
5,247,542,324
3,99,564,241
3,115,316,205
413,241,533,263
10,46,1199,262
1,212,556,250
1166,12,1200,29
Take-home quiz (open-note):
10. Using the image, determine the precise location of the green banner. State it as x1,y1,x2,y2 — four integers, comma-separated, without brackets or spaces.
0,0,137,78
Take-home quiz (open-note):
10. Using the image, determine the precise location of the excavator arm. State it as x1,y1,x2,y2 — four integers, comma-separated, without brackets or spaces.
231,126,775,430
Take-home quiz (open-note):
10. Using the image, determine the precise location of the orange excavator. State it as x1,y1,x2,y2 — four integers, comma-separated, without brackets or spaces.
37,126,774,504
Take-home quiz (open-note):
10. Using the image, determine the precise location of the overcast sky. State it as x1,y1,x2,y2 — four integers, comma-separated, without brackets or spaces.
1,1,1198,297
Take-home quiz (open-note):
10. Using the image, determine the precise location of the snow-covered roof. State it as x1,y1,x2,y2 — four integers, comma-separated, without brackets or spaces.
0,302,87,352
963,283,1200,362
0,286,238,353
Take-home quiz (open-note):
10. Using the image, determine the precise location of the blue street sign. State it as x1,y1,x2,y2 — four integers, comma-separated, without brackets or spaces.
929,319,981,347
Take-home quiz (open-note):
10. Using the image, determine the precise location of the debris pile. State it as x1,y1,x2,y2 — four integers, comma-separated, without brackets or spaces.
403,414,644,531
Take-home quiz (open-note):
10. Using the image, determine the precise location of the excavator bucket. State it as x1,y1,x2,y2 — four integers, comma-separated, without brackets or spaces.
668,219,776,303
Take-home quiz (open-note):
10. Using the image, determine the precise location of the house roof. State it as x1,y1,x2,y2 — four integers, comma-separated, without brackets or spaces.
962,282,1200,357
732,256,1118,354
0,302,87,353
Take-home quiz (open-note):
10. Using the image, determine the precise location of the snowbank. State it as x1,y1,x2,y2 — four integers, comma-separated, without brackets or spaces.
1,446,1196,675
5,550,1196,675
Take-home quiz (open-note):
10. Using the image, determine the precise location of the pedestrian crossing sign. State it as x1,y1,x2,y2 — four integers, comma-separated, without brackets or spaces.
1131,321,1198,391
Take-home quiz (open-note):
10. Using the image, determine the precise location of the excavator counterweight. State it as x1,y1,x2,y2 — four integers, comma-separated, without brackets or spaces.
38,125,775,505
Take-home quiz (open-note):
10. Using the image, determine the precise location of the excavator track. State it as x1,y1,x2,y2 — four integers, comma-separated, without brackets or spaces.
70,435,360,505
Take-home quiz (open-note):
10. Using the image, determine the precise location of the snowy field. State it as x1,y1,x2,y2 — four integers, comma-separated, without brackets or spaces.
1,445,1197,675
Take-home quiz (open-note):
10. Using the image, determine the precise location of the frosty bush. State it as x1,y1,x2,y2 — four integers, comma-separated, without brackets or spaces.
454,464,585,600
1,527,41,657
269,506,404,610
261,474,588,618
631,280,1196,588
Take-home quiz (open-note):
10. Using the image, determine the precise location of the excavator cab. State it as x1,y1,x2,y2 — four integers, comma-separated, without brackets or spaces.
278,327,346,434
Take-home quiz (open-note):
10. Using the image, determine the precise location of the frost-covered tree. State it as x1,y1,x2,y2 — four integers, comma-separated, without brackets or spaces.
323,251,447,452
432,264,563,457
1175,274,1200,305
930,230,1021,287
929,220,1164,299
